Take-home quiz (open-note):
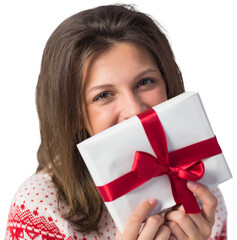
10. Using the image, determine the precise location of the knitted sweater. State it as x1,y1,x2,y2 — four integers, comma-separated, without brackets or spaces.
5,172,227,240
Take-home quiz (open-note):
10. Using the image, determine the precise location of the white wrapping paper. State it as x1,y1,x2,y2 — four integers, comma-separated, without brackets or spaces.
77,92,232,233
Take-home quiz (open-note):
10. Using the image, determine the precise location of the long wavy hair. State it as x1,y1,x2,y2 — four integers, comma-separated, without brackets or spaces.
36,4,184,233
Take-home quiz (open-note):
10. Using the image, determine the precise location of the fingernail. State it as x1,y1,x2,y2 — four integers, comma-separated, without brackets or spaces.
187,181,197,189
148,198,157,205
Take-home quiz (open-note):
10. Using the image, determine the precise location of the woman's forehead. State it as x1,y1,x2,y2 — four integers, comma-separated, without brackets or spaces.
81,42,158,87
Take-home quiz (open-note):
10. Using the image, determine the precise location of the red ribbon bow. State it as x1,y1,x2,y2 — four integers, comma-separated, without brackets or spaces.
132,151,204,182
97,108,222,213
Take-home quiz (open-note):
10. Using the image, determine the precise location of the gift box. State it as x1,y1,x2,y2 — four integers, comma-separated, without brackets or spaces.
77,91,232,233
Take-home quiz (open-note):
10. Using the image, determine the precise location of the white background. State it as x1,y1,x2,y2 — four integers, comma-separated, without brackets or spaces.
0,0,236,239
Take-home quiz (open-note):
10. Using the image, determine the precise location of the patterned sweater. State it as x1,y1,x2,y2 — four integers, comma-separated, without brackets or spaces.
5,172,227,240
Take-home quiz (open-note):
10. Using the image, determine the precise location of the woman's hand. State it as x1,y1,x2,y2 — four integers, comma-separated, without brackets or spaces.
116,198,171,240
165,181,218,240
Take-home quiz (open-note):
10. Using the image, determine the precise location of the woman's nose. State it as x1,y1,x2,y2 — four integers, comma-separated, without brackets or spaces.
119,94,147,121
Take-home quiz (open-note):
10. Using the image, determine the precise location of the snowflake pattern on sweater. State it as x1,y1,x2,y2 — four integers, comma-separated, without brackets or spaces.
5,172,227,240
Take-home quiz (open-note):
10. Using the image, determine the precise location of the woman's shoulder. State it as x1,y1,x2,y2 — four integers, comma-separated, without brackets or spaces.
8,172,59,217
5,172,65,239
5,172,117,240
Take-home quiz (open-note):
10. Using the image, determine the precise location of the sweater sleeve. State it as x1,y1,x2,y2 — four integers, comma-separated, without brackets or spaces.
209,187,228,240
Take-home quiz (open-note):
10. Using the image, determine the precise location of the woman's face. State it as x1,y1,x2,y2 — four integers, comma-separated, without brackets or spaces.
83,42,167,136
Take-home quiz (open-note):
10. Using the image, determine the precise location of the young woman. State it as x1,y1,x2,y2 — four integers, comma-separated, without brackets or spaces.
5,5,227,240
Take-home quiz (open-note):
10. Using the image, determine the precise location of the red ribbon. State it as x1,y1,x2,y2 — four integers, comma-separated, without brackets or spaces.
97,108,222,213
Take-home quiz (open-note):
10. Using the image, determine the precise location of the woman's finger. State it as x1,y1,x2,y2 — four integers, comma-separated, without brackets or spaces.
165,210,199,238
168,236,178,240
138,215,165,240
187,181,217,224
171,204,208,233
154,225,171,240
122,198,158,239
166,221,188,240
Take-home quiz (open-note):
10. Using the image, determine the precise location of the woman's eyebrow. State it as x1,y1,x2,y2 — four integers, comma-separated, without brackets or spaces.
134,68,158,80
87,84,114,94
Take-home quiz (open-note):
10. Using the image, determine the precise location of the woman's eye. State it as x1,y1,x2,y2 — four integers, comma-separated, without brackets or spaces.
93,92,112,102
136,78,155,88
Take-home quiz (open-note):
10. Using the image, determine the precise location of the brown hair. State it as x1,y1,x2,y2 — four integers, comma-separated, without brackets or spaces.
36,4,184,233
